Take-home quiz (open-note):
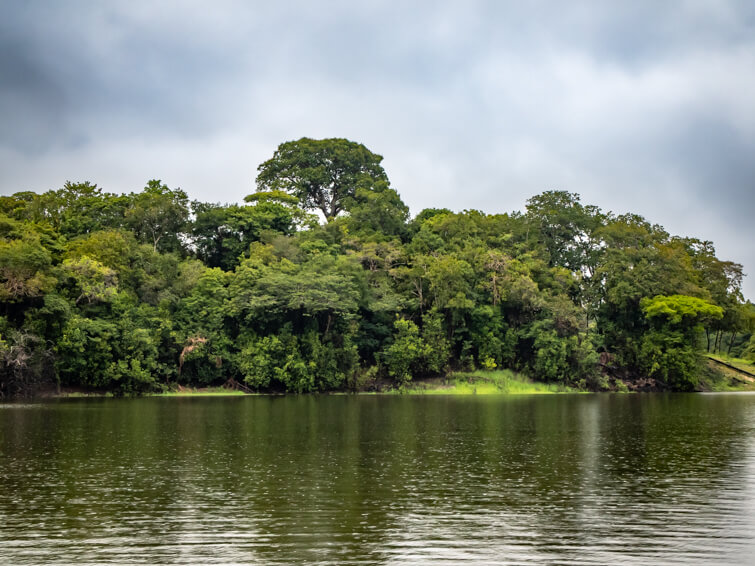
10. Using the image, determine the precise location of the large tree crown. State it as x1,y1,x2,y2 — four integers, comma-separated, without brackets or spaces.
256,137,389,220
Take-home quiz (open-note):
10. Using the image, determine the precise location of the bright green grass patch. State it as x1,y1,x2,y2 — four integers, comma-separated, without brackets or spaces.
153,387,249,397
701,357,755,392
59,391,114,398
706,378,755,392
392,369,580,395
707,354,755,375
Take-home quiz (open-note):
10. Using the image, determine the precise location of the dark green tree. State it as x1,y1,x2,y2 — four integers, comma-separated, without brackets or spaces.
640,294,723,390
256,138,389,221
191,194,304,271
126,180,189,253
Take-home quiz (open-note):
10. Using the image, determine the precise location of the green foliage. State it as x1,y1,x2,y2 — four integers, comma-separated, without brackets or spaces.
56,309,163,395
0,223,55,302
239,333,296,390
523,318,598,384
525,190,604,273
229,248,362,333
0,329,54,397
421,309,451,374
238,329,356,392
172,267,233,384
191,199,302,271
0,140,748,396
31,182,130,237
641,294,723,326
126,180,189,253
65,230,137,272
244,190,300,206
61,256,118,305
743,335,755,362
382,318,423,384
256,137,389,220
341,181,409,240
639,329,700,390
638,295,724,390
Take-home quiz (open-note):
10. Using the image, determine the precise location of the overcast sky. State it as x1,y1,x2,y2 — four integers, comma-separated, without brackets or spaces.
1,0,754,297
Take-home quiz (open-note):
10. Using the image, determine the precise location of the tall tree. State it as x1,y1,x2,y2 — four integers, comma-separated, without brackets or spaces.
190,193,305,271
256,138,389,221
126,180,189,253
525,190,605,274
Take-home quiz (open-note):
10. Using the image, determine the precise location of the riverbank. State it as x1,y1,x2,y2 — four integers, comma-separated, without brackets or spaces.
41,370,577,398
26,361,755,399
701,356,755,392
385,370,579,395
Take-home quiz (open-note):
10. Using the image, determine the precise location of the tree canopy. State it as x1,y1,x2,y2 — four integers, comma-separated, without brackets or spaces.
0,138,751,397
256,138,389,221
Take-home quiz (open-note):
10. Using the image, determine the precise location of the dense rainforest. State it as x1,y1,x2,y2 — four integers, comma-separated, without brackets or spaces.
0,138,752,397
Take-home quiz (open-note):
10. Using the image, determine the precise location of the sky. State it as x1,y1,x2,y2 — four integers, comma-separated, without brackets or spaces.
1,0,754,298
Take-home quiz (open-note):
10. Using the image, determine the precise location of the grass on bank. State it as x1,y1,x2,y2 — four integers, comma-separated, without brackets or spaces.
390,370,579,395
53,357,755,397
153,387,249,397
49,386,249,398
706,353,755,375
701,356,755,392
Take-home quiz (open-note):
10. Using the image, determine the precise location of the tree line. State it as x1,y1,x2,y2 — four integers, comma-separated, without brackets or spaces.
0,137,752,397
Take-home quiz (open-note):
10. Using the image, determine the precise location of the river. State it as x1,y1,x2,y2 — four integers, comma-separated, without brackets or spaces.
2,394,755,564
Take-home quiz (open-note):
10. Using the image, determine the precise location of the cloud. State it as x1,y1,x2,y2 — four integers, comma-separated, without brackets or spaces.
1,0,754,296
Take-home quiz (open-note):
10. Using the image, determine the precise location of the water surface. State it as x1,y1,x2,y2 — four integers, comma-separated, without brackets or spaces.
2,394,755,564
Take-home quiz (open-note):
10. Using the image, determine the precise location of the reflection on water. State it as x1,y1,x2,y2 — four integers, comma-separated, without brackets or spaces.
2,394,755,564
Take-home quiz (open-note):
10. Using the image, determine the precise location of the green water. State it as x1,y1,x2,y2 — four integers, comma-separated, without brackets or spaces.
2,394,755,564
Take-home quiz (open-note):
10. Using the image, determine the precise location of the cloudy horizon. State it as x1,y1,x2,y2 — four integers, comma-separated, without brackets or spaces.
2,0,754,297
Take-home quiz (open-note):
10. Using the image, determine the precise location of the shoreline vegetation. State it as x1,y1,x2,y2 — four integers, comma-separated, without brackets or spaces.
1,137,754,399
38,363,755,399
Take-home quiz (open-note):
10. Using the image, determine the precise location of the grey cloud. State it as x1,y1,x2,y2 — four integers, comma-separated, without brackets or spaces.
0,30,72,152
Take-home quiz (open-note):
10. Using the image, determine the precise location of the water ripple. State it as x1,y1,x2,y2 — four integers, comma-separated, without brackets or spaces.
2,394,755,564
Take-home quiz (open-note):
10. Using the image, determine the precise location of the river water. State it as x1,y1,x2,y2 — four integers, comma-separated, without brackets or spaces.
2,394,755,564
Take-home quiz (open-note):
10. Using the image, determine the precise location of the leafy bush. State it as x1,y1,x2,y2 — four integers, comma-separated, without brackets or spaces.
640,329,700,390
381,318,429,385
